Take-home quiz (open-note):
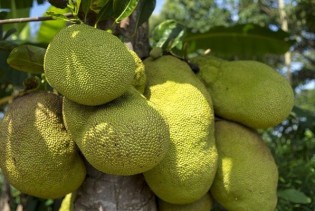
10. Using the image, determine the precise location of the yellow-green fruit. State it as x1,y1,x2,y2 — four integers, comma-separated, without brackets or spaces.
0,92,86,199
44,24,135,106
59,193,75,211
63,88,170,175
143,55,218,204
211,120,278,211
129,50,146,93
191,56,294,129
158,193,213,211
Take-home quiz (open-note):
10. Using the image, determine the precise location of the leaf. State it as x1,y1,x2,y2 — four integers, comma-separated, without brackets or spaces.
95,0,114,25
0,0,33,9
184,23,294,58
90,0,111,13
7,45,46,74
2,28,17,40
113,0,139,23
278,189,312,204
36,6,69,43
151,20,186,51
0,49,28,86
80,0,93,21
134,0,155,28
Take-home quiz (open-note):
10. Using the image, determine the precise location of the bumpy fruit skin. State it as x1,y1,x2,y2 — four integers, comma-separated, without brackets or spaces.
129,50,146,94
44,24,135,106
0,92,86,199
63,87,170,176
143,55,218,204
211,120,278,211
191,55,294,129
158,193,213,211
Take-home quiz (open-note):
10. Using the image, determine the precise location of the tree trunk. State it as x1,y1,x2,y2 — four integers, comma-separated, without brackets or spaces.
74,163,156,211
73,7,156,211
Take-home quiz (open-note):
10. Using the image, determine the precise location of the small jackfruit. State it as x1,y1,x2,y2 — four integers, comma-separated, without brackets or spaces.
143,55,218,204
211,120,278,211
129,50,146,93
63,87,170,175
0,92,86,199
158,193,213,211
44,24,135,106
191,55,294,129
59,193,75,211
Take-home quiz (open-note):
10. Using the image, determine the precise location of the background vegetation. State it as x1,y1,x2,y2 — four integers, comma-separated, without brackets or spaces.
0,0,314,210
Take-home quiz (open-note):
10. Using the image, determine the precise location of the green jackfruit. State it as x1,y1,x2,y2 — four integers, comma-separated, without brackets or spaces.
63,87,170,175
143,55,218,204
59,193,75,211
191,56,294,129
158,193,213,211
44,24,135,106
129,50,146,93
0,92,86,199
211,120,278,211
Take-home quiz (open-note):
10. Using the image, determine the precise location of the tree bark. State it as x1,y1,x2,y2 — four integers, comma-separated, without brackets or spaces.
74,163,156,211
73,6,155,211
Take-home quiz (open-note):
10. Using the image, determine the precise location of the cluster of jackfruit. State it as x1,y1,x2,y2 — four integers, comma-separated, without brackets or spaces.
0,23,294,210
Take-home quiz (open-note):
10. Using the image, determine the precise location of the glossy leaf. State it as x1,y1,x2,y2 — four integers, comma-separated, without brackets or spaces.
7,45,46,74
95,0,114,25
184,23,294,58
0,49,28,86
278,189,311,204
151,20,186,51
134,0,155,28
80,0,93,21
90,0,111,13
113,0,139,23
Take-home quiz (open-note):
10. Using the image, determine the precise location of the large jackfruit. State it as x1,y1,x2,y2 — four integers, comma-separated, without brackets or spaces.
158,192,213,211
143,55,218,204
191,55,294,129
211,120,278,211
0,92,86,199
63,87,170,175
44,24,135,106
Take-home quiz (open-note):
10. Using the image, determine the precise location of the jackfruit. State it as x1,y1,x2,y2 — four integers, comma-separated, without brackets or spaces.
129,50,146,93
143,55,218,204
191,55,294,129
63,87,170,175
59,193,75,211
0,91,86,199
211,120,278,211
44,24,135,106
158,192,213,211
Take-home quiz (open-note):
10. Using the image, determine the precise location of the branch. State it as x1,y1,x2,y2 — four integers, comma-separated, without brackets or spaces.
0,13,74,25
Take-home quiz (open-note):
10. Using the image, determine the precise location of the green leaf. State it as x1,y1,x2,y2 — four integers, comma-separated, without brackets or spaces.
90,0,111,13
0,0,33,9
80,0,93,21
184,23,294,58
95,0,114,25
278,189,312,204
113,0,139,23
2,28,17,40
36,6,68,43
0,49,28,86
7,45,46,74
151,20,186,51
134,0,155,28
